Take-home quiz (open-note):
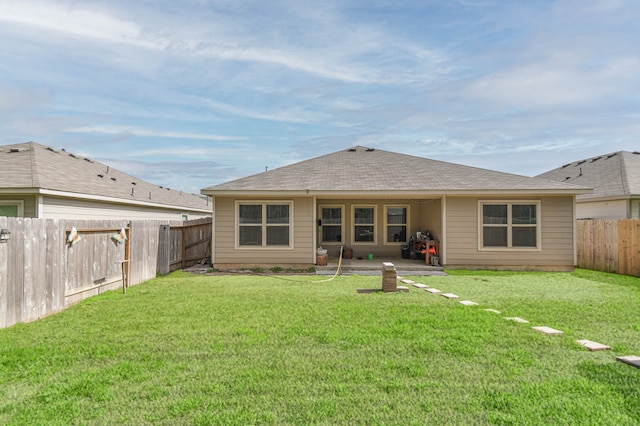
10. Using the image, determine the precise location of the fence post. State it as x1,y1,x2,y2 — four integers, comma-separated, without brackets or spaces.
181,226,187,270
156,224,171,276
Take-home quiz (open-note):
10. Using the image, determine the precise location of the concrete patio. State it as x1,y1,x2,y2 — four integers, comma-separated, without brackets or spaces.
315,257,446,276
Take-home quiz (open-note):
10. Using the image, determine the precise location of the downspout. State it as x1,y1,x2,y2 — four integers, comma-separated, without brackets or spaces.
441,195,447,266
37,194,44,218
572,195,577,267
211,196,216,266
312,195,317,263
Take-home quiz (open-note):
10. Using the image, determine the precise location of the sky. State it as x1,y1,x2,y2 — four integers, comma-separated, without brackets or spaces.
1,0,639,194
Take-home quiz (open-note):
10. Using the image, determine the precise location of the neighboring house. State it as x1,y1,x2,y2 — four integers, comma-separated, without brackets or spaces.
537,151,640,219
201,146,590,270
0,141,211,220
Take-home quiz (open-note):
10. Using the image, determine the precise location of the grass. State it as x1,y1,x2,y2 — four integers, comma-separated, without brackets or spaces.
0,269,639,425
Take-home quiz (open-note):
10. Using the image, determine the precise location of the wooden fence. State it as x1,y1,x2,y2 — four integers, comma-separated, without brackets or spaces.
576,219,640,277
0,217,212,329
157,217,212,275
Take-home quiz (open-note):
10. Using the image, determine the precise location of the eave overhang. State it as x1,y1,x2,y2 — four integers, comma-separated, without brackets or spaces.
201,188,593,198
1,188,211,213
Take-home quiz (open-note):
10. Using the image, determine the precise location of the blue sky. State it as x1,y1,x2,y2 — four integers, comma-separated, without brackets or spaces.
1,0,639,194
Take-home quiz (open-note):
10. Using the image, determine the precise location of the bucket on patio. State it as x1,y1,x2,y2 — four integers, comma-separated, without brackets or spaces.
367,253,373,260
342,247,353,259
401,244,410,259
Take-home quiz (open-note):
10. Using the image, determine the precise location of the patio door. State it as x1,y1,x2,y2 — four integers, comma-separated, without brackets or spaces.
319,206,343,243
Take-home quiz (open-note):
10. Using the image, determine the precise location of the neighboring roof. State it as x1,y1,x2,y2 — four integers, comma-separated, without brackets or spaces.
203,146,590,196
536,150,640,200
0,141,210,211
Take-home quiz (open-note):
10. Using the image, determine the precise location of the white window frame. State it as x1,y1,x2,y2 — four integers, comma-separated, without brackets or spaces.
478,200,541,251
0,200,24,217
235,200,294,250
319,205,345,245
384,204,410,245
352,204,377,245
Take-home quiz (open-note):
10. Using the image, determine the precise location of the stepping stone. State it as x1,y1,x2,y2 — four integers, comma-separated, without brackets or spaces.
425,288,442,294
400,279,415,285
441,293,459,299
459,300,478,306
576,340,611,351
397,286,410,292
532,326,563,335
616,355,640,369
412,283,429,288
504,317,529,323
485,309,501,314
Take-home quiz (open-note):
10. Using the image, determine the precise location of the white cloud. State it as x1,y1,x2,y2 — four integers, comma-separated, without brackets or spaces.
198,98,326,124
65,125,245,141
0,1,162,49
0,0,447,85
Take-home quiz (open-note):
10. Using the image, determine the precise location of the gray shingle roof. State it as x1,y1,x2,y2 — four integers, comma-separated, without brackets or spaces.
0,141,210,211
203,146,589,194
536,151,640,200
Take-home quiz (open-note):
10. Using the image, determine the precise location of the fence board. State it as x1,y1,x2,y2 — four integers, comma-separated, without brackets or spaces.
156,224,171,275
0,217,8,328
46,219,65,315
577,219,640,277
8,218,24,326
618,220,640,277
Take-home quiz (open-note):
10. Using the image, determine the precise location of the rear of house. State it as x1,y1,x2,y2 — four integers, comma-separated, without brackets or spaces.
202,146,589,271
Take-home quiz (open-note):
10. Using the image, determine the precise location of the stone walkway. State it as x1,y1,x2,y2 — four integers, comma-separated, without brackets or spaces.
395,274,638,368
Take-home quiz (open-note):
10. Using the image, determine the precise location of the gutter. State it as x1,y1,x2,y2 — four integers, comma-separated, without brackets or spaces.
201,188,593,198
0,188,211,213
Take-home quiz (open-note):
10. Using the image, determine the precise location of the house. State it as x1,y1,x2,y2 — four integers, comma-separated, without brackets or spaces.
0,141,211,220
201,146,590,270
536,151,640,219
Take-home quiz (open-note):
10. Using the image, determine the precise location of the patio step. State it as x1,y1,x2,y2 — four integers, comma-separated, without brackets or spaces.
316,257,445,276
316,262,445,276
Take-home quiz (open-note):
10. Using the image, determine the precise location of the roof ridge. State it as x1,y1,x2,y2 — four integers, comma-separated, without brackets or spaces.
28,141,45,188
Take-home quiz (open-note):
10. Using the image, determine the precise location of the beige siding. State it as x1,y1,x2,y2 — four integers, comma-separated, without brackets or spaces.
0,195,37,218
577,199,628,219
41,196,210,221
214,196,315,266
317,198,442,259
445,196,575,270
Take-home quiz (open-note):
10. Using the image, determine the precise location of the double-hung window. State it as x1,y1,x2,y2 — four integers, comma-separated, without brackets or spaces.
353,205,376,244
320,206,343,243
385,206,408,243
237,202,292,248
480,201,540,249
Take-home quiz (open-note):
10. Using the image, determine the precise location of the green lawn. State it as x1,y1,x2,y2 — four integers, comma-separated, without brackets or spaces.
1,269,639,425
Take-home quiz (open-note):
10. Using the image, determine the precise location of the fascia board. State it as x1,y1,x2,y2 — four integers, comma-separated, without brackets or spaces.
576,194,636,203
202,188,592,198
36,188,211,213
